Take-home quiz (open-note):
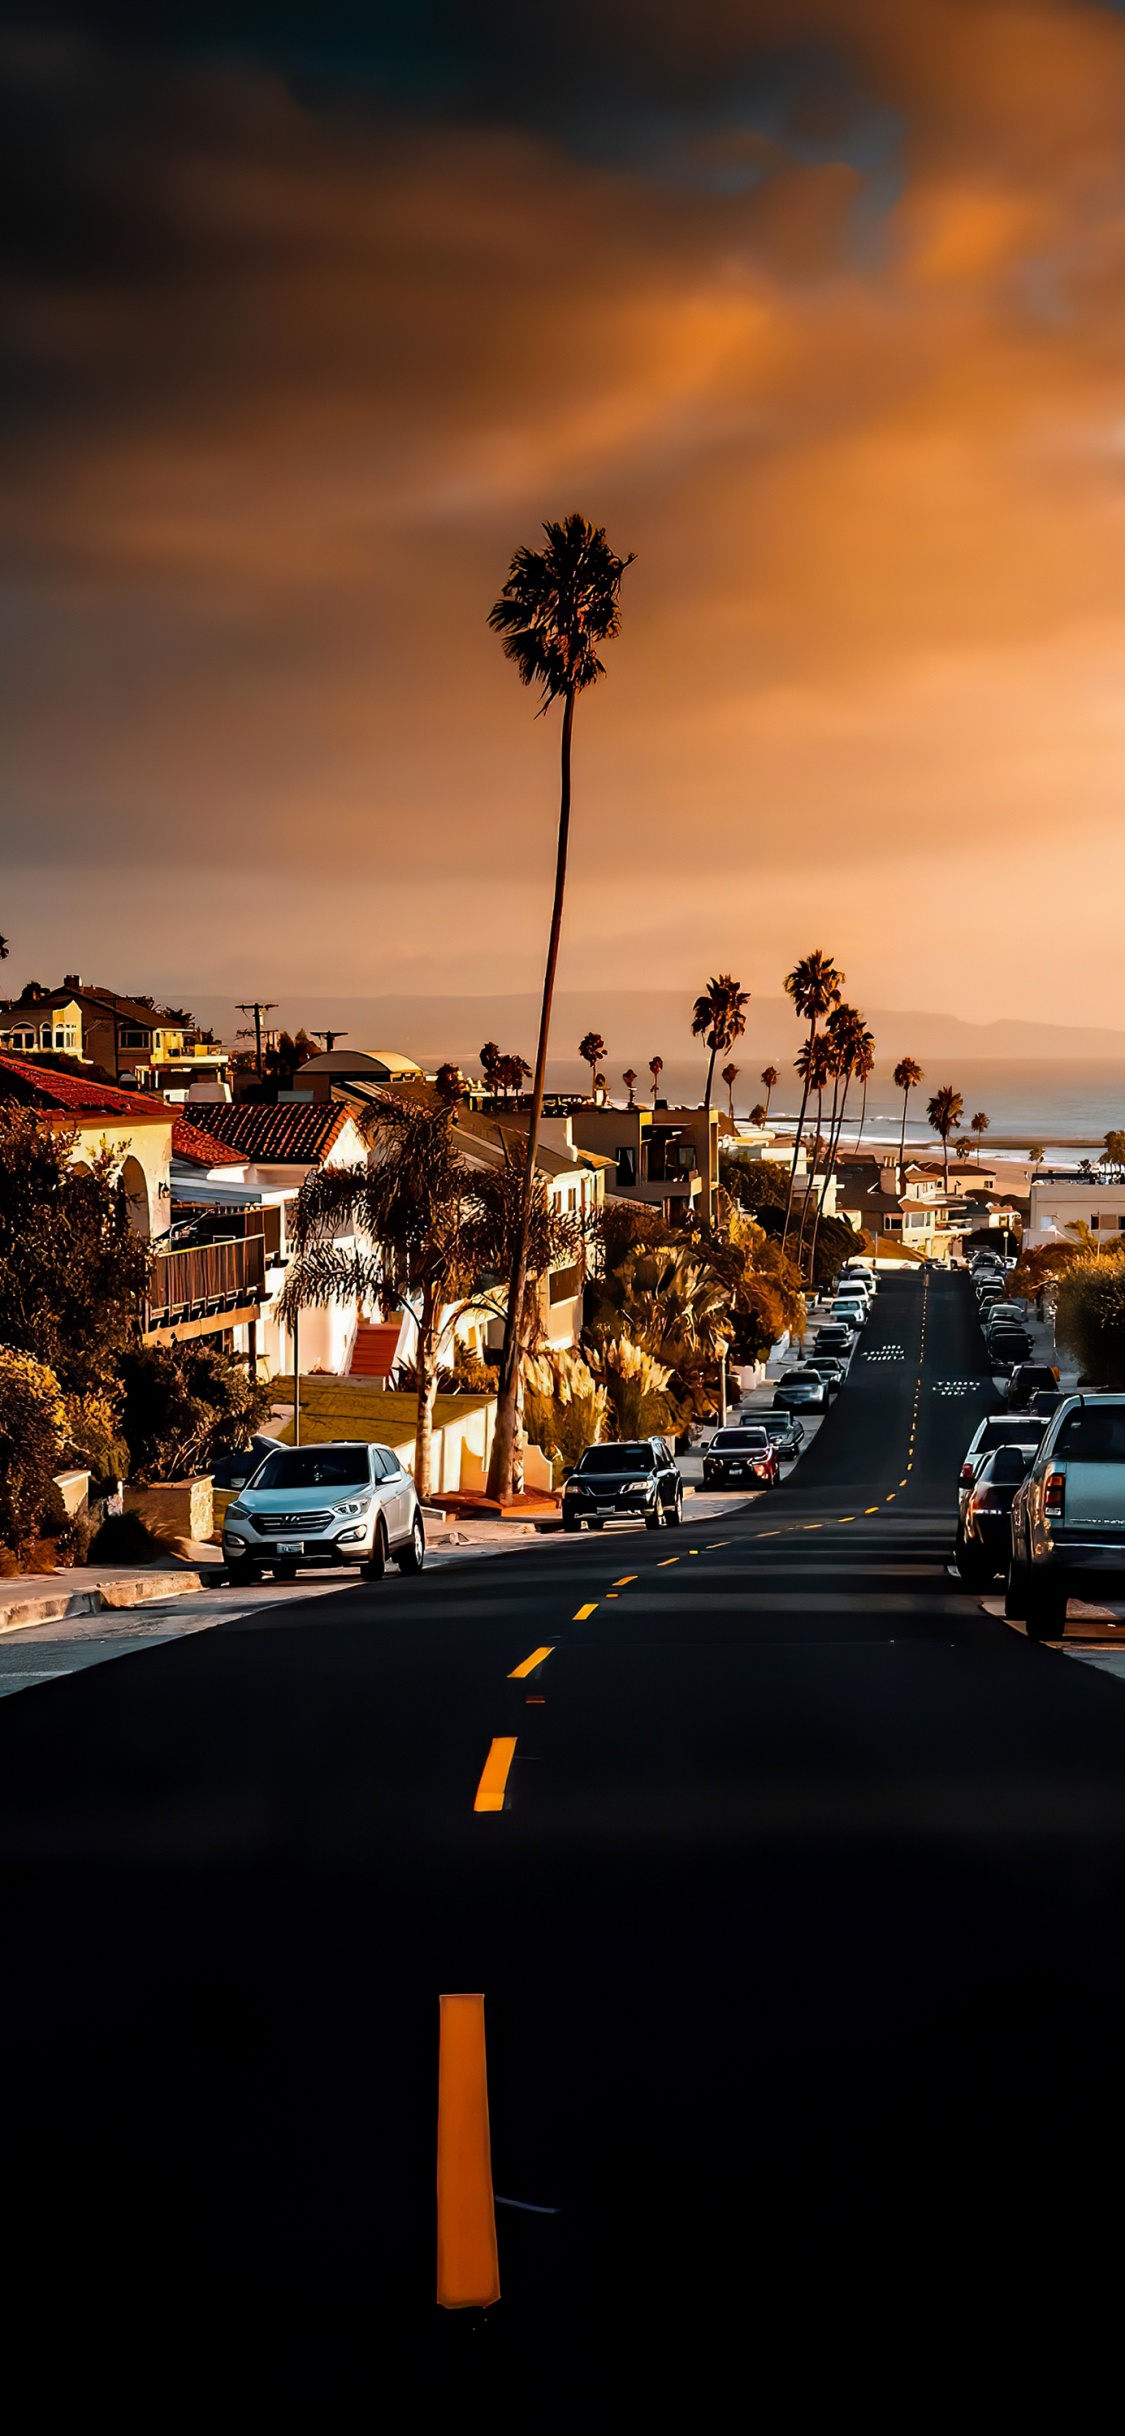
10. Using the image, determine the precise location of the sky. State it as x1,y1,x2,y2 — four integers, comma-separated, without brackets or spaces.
4,1,1125,1025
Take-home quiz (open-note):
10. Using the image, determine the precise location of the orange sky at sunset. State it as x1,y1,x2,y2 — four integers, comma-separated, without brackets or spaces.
6,1,1125,1025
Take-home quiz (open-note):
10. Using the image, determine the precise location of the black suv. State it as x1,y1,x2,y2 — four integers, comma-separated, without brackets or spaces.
562,1439,683,1532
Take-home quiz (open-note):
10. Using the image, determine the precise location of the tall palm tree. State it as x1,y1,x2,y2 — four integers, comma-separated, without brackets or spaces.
808,1005,870,1281
691,973,749,1216
622,1068,638,1108
852,1032,876,1154
927,1084,964,1190
970,1110,990,1161
486,514,633,1497
782,949,843,1250
760,1065,779,1119
893,1057,923,1189
721,1062,739,1119
794,1030,833,1268
649,1054,664,1104
579,1030,606,1097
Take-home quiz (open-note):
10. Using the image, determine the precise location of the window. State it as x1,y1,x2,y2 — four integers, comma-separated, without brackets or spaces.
577,1446,655,1475
615,1147,637,1185
253,1446,371,1489
549,1262,581,1305
1055,1407,1125,1464
120,1027,149,1048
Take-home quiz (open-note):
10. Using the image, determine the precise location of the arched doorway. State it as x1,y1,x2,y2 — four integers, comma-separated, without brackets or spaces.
120,1154,151,1239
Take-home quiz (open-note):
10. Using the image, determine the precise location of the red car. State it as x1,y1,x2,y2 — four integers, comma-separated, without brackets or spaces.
702,1426,780,1489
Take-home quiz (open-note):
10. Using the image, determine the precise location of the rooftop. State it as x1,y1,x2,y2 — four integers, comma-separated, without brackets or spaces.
0,1051,171,1125
186,1099,353,1163
171,1114,246,1169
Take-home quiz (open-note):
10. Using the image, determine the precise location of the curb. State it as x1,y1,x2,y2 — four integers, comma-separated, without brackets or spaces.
0,1571,205,1637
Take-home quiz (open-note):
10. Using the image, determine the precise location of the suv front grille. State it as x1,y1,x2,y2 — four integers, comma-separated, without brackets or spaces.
255,1510,336,1534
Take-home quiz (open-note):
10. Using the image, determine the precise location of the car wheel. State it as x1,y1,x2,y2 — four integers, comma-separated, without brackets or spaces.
667,1490,683,1527
587,1517,605,1530
1024,1575,1068,1640
645,1500,668,1531
362,1520,388,1581
1004,1558,1030,1620
563,1515,580,1533
226,1559,259,1588
271,1560,298,1582
396,1513,425,1574
957,1546,993,1592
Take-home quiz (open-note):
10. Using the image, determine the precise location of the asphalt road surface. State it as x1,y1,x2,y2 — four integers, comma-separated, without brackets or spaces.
5,1270,1125,2404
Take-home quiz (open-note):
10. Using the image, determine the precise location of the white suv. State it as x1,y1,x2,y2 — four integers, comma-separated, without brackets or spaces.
222,1439,424,1585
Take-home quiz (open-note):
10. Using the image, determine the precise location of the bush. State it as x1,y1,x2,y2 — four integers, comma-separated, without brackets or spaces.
119,1340,275,1484
522,1349,608,1470
88,1508,182,1566
595,1338,674,1440
0,1345,65,1559
0,1106,152,1395
1055,1251,1125,1386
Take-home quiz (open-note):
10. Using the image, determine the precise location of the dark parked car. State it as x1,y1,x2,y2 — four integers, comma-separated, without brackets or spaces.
956,1445,1034,1588
958,1413,1046,1519
814,1324,854,1356
773,1369,828,1414
1030,1387,1067,1417
803,1357,846,1396
986,1326,1033,1372
1006,1361,1060,1412
761,1414,805,1459
702,1426,779,1488
562,1438,682,1532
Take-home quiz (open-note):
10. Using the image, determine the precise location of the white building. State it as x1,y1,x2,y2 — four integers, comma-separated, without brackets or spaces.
1026,1176,1125,1250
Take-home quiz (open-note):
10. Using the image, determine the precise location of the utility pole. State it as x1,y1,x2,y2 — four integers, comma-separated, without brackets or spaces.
312,1029,348,1052
236,1001,277,1078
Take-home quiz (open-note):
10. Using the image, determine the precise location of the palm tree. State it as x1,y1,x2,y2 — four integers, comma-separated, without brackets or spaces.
486,515,633,1498
852,1031,876,1154
622,1068,638,1108
480,1041,502,1096
691,975,749,1125
893,1057,923,1188
970,1110,990,1161
721,1062,739,1120
760,1065,779,1119
782,949,843,1250
649,1054,664,1104
793,1031,833,1267
927,1084,964,1190
808,1005,871,1281
579,1031,607,1097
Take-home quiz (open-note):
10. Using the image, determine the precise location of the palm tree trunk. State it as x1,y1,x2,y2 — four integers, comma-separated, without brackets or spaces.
942,1131,949,1191
782,1042,814,1253
810,1072,851,1285
702,1038,720,1220
797,1083,826,1267
855,1073,869,1155
413,1285,441,1502
488,687,575,1500
898,1086,910,1189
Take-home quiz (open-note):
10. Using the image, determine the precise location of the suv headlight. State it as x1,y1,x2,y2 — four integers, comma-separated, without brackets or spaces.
335,1496,372,1517
225,1503,248,1524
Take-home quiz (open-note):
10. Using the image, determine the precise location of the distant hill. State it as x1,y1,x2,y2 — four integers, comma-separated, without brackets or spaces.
188,989,1125,1073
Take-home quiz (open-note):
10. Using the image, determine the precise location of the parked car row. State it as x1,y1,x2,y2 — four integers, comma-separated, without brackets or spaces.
954,1388,1125,1637
969,1249,1034,1372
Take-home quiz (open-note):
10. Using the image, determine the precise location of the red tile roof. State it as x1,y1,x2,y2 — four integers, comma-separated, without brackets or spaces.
0,1052,171,1124
182,1100,352,1163
171,1114,246,1168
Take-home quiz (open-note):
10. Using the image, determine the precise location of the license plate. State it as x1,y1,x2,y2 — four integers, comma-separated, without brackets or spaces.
276,1540,304,1555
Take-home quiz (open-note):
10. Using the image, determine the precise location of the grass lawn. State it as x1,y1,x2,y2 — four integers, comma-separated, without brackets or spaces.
268,1377,494,1447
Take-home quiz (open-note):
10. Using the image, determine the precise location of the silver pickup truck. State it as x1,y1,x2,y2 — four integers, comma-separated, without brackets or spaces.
1005,1394,1125,1636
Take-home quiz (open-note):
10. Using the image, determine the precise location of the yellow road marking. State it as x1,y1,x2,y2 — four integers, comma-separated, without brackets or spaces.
865,1506,879,1514
657,1557,679,1567
839,1515,855,1523
689,1549,699,1554
473,1738,517,1813
757,1528,781,1538
508,1646,553,1680
436,1994,500,2309
613,1576,636,1586
899,1478,908,1487
804,1523,822,1531
885,1492,896,1502
573,1602,598,1620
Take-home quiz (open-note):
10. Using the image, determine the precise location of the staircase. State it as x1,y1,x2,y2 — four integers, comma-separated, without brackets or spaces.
349,1323,403,1380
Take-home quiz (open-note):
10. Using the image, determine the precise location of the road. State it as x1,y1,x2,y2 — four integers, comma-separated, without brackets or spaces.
4,1269,1125,2399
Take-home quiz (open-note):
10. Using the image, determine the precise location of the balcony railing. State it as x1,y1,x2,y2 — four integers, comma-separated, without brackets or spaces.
145,1234,265,1331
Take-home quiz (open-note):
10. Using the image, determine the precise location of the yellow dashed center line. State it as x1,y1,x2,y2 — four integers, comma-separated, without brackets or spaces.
508,1646,553,1680
613,1576,637,1587
573,1603,598,1621
839,1515,855,1523
473,1738,517,1813
657,1557,679,1567
865,1506,879,1515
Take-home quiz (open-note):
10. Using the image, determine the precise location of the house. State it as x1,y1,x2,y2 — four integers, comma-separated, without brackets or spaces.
293,1047,424,1100
0,1050,173,1240
1026,1176,1125,1250
0,981,230,1098
561,1102,720,1219
169,1099,373,1376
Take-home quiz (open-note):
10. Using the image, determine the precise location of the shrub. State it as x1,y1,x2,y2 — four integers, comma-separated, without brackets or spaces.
594,1338,674,1441
119,1340,275,1483
0,1105,152,1395
522,1349,607,1470
0,1346,66,1560
88,1508,182,1566
1055,1250,1125,1386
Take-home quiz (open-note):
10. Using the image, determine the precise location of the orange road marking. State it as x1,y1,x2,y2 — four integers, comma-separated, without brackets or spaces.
886,1492,896,1502
525,1695,544,1704
473,1738,517,1812
436,1994,501,2310
839,1516,855,1523
613,1576,637,1586
508,1646,553,1680
757,1529,781,1537
657,1556,679,1567
865,1506,879,1515
573,1603,598,1620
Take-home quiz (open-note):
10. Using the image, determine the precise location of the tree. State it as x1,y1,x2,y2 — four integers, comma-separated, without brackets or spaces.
1101,1130,1125,1178
579,1031,607,1096
721,1062,739,1119
793,1031,833,1269
851,1033,876,1154
893,1057,924,1187
970,1111,991,1161
622,1068,638,1108
1055,1245,1125,1385
748,1102,767,1126
808,1005,871,1282
782,950,843,1251
0,1104,152,1397
484,511,633,1490
497,1053,531,1101
282,1092,579,1499
480,1041,502,1094
690,974,749,1155
0,1346,65,1560
760,1066,779,1119
522,1348,607,1472
118,1341,273,1485
926,1085,964,1189
585,1240,731,1428
649,1055,664,1104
